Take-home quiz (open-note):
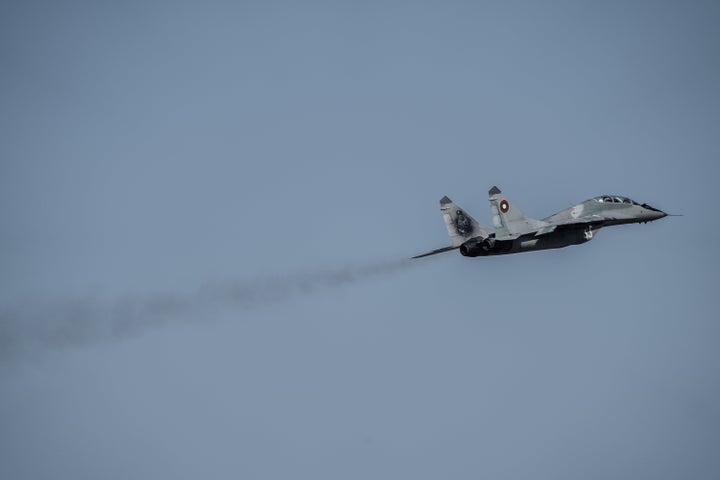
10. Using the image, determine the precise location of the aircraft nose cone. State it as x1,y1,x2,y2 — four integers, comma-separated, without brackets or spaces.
653,210,668,220
641,203,667,221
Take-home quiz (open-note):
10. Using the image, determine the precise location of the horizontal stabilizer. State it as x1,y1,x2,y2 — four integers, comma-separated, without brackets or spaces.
411,245,458,259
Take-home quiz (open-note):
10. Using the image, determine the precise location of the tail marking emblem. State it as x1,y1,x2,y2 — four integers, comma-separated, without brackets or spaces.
499,200,510,214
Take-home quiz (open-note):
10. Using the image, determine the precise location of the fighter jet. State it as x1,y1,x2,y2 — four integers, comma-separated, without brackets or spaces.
413,186,670,259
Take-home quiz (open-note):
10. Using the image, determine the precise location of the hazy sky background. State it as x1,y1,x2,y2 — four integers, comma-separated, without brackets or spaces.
1,1,719,479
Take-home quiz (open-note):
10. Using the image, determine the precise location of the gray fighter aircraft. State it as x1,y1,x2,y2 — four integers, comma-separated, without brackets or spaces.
413,186,670,259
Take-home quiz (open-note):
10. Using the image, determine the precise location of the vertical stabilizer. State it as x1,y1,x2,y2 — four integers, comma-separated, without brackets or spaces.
440,196,490,246
488,186,546,238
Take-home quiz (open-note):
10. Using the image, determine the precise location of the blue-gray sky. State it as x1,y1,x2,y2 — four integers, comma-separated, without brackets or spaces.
1,1,719,479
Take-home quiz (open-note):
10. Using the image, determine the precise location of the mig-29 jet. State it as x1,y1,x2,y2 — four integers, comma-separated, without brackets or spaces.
413,186,670,259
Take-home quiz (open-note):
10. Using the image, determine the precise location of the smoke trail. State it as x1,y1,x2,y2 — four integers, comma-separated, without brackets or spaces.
0,259,414,360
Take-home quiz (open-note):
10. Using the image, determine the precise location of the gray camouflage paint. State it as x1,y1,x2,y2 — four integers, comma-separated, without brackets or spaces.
415,186,668,258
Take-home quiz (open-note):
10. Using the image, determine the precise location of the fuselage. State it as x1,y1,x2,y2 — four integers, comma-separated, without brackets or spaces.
459,195,667,257
543,195,667,227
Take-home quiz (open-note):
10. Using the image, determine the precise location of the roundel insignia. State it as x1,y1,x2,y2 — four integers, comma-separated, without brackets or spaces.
499,199,510,214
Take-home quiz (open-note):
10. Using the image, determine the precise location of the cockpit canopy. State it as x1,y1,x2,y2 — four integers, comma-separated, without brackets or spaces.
594,195,637,205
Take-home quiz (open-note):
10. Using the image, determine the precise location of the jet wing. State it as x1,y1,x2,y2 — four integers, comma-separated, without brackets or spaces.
534,225,557,236
534,216,607,236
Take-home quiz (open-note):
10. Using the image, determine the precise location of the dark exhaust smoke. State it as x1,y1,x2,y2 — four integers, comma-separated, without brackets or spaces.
0,259,414,361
